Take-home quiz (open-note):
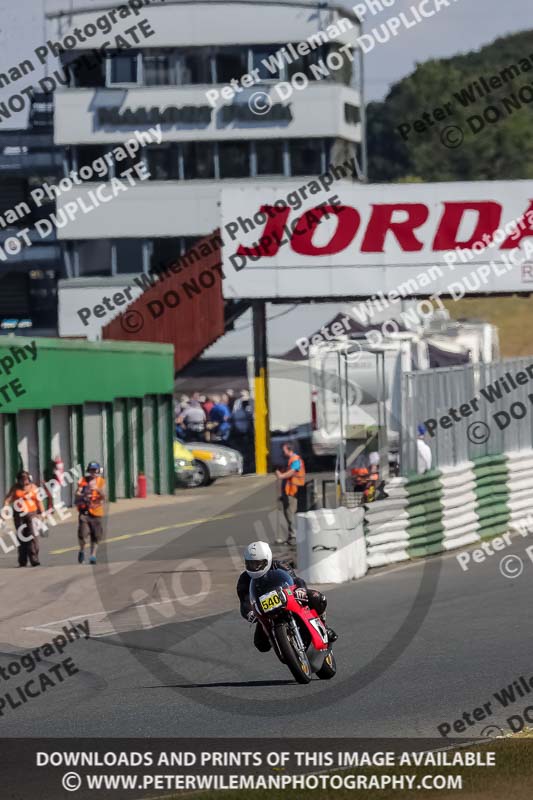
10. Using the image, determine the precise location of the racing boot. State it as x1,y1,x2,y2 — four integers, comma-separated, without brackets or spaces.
326,626,338,643
320,612,338,643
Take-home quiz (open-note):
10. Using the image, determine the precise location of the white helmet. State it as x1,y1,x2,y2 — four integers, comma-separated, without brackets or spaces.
244,541,272,579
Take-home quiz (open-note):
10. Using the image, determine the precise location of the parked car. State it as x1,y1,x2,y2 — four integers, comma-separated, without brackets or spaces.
174,439,196,487
174,439,243,488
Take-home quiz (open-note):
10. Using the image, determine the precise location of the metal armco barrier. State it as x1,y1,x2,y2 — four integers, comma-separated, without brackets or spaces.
401,357,533,475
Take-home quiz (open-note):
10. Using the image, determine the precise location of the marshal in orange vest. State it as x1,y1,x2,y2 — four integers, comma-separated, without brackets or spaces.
285,452,306,497
76,476,106,517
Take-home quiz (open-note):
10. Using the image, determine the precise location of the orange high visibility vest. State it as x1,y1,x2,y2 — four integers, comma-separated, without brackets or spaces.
78,476,105,517
285,453,306,496
13,486,39,514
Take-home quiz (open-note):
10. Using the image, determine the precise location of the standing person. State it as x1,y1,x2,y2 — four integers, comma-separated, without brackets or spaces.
225,389,236,412
4,471,45,567
364,451,380,503
275,442,305,544
209,393,231,442
230,393,254,472
75,462,106,565
230,393,253,437
181,400,207,441
202,394,214,416
175,394,190,439
416,425,432,474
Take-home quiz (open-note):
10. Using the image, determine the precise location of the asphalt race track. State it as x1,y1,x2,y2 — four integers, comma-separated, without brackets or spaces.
0,475,532,740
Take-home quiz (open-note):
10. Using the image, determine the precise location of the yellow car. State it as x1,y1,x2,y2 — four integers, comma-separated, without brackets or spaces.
173,439,195,486
174,438,243,488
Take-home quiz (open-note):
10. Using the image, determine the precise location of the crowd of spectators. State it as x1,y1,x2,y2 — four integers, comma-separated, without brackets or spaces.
175,390,255,470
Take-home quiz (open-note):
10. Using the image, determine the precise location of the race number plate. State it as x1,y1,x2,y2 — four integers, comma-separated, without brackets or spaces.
259,590,282,612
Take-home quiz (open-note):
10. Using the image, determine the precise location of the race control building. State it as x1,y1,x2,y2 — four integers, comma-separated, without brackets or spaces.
43,0,364,334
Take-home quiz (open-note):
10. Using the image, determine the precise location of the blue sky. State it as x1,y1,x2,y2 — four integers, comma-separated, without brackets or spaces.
0,0,530,128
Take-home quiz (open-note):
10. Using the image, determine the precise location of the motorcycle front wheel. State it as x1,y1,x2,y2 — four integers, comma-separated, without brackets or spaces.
274,622,312,684
316,650,337,680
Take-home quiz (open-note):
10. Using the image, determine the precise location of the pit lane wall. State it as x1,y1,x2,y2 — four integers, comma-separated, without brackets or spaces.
296,450,533,580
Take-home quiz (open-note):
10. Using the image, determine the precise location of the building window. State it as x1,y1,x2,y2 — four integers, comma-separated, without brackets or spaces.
116,147,142,178
62,51,106,88
182,142,215,179
178,52,212,84
344,103,360,126
150,238,182,274
255,141,284,175
76,240,112,277
329,44,354,86
181,237,201,255
145,145,179,180
289,139,323,176
114,239,144,274
215,48,248,83
218,142,250,179
250,46,284,80
76,146,113,179
108,52,139,85
144,52,175,86
287,44,327,80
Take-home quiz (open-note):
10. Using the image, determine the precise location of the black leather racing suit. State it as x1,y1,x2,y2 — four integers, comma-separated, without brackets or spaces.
236,560,328,652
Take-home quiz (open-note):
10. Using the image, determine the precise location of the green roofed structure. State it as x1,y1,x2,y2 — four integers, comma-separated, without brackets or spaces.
0,337,175,501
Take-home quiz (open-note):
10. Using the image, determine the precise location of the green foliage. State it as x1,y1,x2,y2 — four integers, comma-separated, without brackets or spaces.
367,29,533,182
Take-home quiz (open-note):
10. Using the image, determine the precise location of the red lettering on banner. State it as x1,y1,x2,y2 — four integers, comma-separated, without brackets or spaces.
432,201,502,250
291,206,360,256
500,201,533,249
235,206,289,259
231,199,533,261
361,204,429,252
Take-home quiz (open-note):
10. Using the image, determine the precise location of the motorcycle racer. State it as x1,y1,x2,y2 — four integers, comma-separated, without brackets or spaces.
236,541,337,651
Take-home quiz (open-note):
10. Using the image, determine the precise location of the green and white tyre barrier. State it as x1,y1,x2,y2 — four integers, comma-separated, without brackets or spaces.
297,451,533,580
364,451,533,569
506,451,533,533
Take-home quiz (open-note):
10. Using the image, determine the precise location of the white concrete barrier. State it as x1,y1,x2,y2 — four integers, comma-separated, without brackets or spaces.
296,507,366,584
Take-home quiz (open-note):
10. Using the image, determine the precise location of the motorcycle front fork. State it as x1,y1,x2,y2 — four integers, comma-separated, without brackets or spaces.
289,616,306,653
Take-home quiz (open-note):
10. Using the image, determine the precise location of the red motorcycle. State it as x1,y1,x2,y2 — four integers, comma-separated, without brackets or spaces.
249,568,337,684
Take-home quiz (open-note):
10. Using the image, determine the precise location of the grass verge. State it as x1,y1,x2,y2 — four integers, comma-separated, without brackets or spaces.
166,735,533,800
